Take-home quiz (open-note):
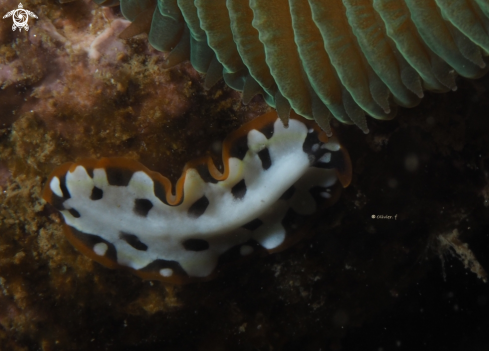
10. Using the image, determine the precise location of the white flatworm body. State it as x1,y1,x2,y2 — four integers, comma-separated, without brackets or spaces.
42,111,351,284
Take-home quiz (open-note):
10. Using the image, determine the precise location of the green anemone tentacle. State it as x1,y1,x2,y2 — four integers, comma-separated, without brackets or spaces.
95,0,489,132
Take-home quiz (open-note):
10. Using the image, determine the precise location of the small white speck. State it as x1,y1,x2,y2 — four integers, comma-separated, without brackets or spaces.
240,245,254,256
159,268,173,277
405,153,419,172
311,143,319,152
388,178,398,188
322,141,340,151
318,152,331,163
320,192,331,199
93,242,108,256
308,128,314,133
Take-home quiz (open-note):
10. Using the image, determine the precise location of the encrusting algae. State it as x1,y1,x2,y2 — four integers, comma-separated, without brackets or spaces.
0,0,488,350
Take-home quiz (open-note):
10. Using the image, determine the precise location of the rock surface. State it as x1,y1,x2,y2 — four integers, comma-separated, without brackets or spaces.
0,1,488,350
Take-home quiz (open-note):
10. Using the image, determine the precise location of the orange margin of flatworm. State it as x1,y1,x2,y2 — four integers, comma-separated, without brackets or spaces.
42,111,352,283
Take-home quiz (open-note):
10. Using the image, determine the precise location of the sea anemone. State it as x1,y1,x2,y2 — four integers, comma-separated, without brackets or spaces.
94,0,489,133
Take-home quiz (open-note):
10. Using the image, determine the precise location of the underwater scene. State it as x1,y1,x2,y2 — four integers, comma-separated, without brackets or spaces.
0,0,488,350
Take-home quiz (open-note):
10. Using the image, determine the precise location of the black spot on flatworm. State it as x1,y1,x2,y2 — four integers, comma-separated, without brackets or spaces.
106,168,133,186
259,123,275,139
86,168,94,178
281,208,307,235
314,151,347,176
229,135,249,160
231,179,247,200
196,164,218,184
154,181,169,205
154,181,182,206
68,226,117,262
187,196,209,218
68,208,80,218
303,131,341,167
313,150,346,170
90,186,103,200
139,259,188,277
302,129,320,154
302,130,322,160
242,218,263,231
134,198,153,217
59,175,70,199
279,186,296,200
120,232,148,251
313,154,334,169
182,238,209,251
51,194,66,211
257,148,272,170
309,186,333,207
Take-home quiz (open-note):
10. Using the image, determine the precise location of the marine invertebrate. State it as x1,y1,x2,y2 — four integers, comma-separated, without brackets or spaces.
42,111,351,283
94,0,489,133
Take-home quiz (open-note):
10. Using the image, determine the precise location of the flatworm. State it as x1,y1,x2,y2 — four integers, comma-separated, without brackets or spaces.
94,0,489,133
42,112,351,284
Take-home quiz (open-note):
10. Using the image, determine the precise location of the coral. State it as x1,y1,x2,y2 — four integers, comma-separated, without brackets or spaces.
437,229,487,283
